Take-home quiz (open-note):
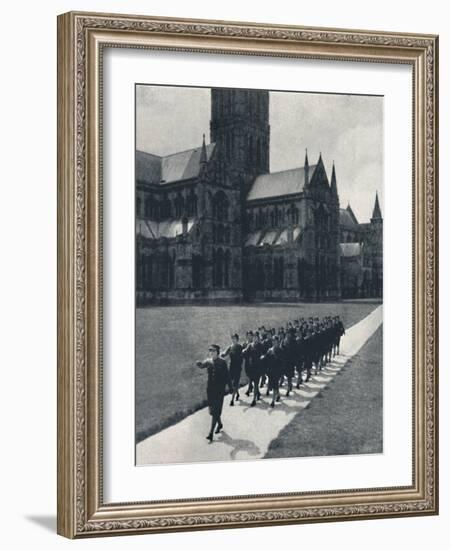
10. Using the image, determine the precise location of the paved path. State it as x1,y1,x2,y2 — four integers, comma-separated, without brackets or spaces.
136,305,383,465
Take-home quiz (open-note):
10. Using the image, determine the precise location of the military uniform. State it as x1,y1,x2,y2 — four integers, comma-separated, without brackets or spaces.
222,342,243,387
242,340,264,404
261,345,284,406
198,357,231,418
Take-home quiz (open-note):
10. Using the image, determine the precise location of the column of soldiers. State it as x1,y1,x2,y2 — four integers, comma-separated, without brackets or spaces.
197,316,345,442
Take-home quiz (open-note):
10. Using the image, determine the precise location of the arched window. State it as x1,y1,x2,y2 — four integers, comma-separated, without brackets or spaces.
255,259,265,290
187,191,197,216
161,197,171,219
224,250,231,288
213,191,229,222
270,210,275,227
217,225,225,244
144,197,152,218
159,254,169,289
274,257,284,289
213,248,225,288
168,251,175,289
192,255,204,289
175,194,184,218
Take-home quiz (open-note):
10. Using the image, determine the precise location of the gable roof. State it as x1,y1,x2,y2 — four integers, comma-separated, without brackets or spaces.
136,143,215,186
340,207,359,228
247,165,317,201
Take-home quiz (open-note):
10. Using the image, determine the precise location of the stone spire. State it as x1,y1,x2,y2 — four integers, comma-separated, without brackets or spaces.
371,191,382,220
199,133,208,176
200,133,207,165
304,148,309,185
330,161,338,198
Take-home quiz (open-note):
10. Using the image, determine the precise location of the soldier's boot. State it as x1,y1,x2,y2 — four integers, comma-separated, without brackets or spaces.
276,393,281,402
215,421,223,434
270,400,275,408
236,391,240,401
206,433,213,442
250,399,256,407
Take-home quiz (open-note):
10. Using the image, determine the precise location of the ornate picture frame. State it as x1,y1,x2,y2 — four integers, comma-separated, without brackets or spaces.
57,11,438,538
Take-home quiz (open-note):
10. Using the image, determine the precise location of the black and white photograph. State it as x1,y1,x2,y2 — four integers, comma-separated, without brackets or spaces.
135,84,384,466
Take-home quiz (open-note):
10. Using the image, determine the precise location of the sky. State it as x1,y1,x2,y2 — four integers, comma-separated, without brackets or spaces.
136,85,383,223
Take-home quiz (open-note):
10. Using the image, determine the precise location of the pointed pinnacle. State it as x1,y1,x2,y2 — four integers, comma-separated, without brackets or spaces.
200,133,207,165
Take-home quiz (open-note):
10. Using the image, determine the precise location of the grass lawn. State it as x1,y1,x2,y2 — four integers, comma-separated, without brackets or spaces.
265,325,383,459
136,301,381,443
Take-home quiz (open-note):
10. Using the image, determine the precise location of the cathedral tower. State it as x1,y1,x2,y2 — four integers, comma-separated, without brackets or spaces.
210,88,270,189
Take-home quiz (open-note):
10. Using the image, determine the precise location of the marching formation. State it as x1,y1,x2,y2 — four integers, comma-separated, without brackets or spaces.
196,316,346,442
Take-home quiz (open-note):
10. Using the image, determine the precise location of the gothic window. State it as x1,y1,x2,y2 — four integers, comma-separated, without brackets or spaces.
217,224,225,244
274,257,284,289
187,191,197,217
270,210,275,228
159,255,169,289
161,197,171,219
146,256,153,289
224,250,231,288
152,199,160,220
224,226,231,245
192,255,204,289
213,248,225,288
213,191,229,222
255,259,265,290
175,194,184,218
297,258,305,291
168,251,175,289
144,197,152,218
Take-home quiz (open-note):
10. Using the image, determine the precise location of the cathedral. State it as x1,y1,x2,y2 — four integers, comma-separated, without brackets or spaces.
135,88,383,304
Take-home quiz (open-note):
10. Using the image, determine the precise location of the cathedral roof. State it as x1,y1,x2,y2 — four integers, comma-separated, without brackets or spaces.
340,242,362,258
247,166,316,201
339,207,359,228
136,143,215,185
136,218,195,240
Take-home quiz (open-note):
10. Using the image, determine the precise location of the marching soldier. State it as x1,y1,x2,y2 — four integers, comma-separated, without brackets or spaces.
260,335,284,407
295,328,305,388
303,327,314,382
221,333,243,406
259,328,272,388
334,315,346,355
242,331,264,406
196,344,232,442
281,329,296,396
